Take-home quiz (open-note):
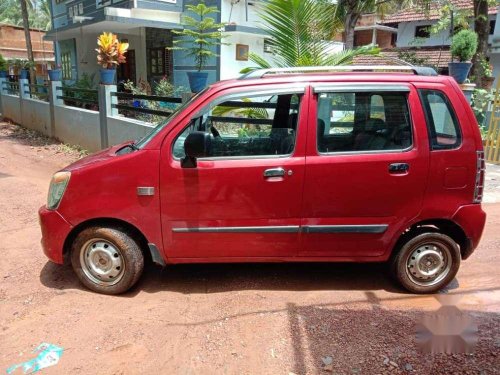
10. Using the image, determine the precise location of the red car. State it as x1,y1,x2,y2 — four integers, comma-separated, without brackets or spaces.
39,66,486,295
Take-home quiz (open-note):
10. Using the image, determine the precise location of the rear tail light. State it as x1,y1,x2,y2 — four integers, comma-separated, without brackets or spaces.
473,151,485,203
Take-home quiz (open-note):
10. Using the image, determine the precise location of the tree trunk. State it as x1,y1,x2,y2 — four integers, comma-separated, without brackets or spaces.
19,0,35,85
344,13,360,50
471,0,490,88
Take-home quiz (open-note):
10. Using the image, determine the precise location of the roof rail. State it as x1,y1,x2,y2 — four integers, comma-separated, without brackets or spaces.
238,65,438,80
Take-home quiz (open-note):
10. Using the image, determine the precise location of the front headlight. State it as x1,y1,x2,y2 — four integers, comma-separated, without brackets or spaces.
47,171,71,210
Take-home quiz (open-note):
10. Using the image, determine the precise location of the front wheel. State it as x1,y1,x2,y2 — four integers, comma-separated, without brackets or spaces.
71,226,144,295
391,232,461,294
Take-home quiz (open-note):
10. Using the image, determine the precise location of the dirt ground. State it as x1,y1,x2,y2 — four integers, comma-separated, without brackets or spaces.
0,121,499,375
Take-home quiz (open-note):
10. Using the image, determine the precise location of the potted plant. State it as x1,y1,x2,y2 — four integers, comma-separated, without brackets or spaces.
0,53,7,78
168,1,228,93
96,32,128,85
17,59,34,79
449,29,478,84
48,64,62,81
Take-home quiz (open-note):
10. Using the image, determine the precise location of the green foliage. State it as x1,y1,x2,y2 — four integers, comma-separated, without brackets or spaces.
9,58,34,70
168,1,228,72
240,0,380,73
0,0,51,30
0,53,7,71
471,88,494,132
153,77,188,97
451,30,478,62
478,55,493,77
63,73,98,110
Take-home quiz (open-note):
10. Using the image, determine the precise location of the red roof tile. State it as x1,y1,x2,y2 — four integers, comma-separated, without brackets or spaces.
381,0,497,24
353,48,451,69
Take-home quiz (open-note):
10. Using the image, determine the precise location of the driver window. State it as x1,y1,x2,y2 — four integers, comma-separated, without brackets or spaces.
173,92,302,159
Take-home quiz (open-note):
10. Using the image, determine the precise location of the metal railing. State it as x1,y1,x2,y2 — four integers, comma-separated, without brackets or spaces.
56,86,99,110
24,83,49,102
2,81,20,96
111,92,183,122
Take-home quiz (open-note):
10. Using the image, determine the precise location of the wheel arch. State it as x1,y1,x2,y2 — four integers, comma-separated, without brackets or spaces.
63,217,152,264
392,218,470,260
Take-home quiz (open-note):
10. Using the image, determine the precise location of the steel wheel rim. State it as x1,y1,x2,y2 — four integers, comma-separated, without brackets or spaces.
80,239,125,286
405,241,452,287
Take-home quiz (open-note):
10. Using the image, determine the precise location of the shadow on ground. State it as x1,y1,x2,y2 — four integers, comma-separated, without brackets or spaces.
40,260,419,295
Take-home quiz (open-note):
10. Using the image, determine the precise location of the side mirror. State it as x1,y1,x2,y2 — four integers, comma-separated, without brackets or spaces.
181,131,212,168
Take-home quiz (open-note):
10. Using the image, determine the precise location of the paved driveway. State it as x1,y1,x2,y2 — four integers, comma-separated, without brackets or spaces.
0,122,499,374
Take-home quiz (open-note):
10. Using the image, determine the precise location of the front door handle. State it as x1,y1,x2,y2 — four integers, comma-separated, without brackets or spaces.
389,163,410,174
264,167,285,178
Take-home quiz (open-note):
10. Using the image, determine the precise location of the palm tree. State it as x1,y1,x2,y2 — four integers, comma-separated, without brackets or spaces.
240,0,380,73
19,0,35,84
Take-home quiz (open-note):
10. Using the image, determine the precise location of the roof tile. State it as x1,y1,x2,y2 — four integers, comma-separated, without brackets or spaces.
381,0,497,24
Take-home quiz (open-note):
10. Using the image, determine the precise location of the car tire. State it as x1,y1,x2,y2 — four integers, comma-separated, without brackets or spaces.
71,226,144,295
391,232,461,294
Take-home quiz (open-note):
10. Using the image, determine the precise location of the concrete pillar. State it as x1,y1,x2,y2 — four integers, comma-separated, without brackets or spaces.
48,80,63,138
49,80,64,106
18,78,30,99
98,84,117,149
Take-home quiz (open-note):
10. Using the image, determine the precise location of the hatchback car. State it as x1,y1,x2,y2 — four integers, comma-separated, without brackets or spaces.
39,66,487,295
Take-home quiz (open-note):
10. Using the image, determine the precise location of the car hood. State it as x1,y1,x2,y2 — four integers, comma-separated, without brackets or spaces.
63,141,133,172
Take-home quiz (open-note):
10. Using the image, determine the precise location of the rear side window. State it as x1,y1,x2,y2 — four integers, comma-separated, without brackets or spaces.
316,91,412,153
419,90,461,150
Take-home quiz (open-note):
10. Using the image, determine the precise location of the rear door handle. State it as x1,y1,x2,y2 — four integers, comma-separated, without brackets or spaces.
389,163,409,174
264,167,285,178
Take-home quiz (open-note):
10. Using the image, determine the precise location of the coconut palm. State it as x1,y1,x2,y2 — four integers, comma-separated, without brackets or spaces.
240,0,380,73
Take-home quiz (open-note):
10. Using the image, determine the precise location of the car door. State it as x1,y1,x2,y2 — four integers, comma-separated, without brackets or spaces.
160,85,308,260
300,83,430,258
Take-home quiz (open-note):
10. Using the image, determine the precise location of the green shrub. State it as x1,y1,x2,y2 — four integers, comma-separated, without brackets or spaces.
451,30,478,62
0,54,7,71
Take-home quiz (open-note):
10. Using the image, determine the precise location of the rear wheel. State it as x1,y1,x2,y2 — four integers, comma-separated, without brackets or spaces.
71,226,144,295
391,232,460,294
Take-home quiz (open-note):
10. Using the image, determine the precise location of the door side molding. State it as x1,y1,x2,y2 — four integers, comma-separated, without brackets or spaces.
171,225,388,234
172,226,300,233
301,225,388,234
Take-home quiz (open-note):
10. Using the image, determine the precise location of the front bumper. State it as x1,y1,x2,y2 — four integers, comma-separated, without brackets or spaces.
452,204,487,260
39,206,73,264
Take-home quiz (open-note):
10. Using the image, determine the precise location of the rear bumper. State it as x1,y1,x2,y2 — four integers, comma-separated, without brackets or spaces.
38,206,73,264
452,204,486,260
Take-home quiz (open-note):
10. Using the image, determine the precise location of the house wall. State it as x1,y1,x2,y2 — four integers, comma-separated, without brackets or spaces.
220,33,268,80
395,15,497,48
354,30,393,48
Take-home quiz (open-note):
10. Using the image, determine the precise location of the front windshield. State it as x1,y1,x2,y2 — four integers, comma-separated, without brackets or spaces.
134,88,209,149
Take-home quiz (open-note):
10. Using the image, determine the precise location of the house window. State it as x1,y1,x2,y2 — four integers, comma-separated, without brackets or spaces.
61,52,72,80
150,48,165,75
415,25,431,39
149,48,173,77
490,20,496,35
264,39,275,54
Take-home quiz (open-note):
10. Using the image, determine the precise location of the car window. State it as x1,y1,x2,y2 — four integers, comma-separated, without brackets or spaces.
317,91,412,153
173,93,302,159
419,90,461,150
